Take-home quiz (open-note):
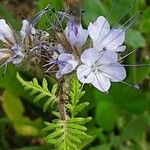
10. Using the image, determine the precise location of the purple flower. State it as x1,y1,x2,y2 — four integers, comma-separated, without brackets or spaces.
20,19,36,39
56,53,78,79
0,19,16,46
65,19,88,47
77,48,126,92
88,16,126,52
0,19,24,65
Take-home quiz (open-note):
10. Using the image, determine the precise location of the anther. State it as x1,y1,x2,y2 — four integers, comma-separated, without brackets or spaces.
134,85,140,90
84,75,87,79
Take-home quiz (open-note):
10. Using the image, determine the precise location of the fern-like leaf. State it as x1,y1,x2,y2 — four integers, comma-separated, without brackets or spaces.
16,73,57,111
67,75,88,118
44,117,92,150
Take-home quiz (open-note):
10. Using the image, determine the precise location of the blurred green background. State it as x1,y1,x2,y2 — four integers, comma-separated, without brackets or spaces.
0,0,150,149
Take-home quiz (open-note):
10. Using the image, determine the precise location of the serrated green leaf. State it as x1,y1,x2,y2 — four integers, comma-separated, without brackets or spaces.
69,117,92,124
44,122,61,131
42,78,48,91
52,111,60,118
51,84,58,94
43,98,53,112
68,128,87,137
33,78,40,86
17,73,57,110
47,129,63,139
33,93,47,103
68,124,87,131
67,134,81,144
76,102,89,112
46,138,57,144
29,89,39,96
66,139,78,150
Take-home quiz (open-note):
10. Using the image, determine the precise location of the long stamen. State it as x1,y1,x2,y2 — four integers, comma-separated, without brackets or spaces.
29,46,39,53
103,12,143,48
43,61,55,67
121,81,139,89
119,13,137,29
45,14,57,32
118,49,136,62
112,0,137,29
45,63,56,72
122,64,150,67
31,4,51,26
98,6,131,44
58,9,71,24
54,12,65,25
47,4,66,31
112,6,132,29
105,62,150,67
53,10,64,31
56,11,71,19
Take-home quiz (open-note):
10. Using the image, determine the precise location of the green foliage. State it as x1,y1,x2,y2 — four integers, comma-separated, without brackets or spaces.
16,147,49,150
0,4,20,29
95,97,119,131
36,0,63,29
44,117,92,150
82,0,106,26
126,29,146,49
66,75,88,118
16,73,57,112
43,76,92,150
134,60,150,84
2,91,24,120
17,74,92,149
0,0,150,149
2,90,43,136
121,114,149,140
139,8,150,33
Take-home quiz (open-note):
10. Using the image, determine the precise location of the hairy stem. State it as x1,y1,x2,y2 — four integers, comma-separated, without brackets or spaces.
63,0,82,24
58,78,69,120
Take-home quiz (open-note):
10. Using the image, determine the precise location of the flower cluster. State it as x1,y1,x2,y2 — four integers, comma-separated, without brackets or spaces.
0,6,140,93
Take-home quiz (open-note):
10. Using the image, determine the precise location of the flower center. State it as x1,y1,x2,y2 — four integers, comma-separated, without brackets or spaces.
57,60,67,67
91,64,102,73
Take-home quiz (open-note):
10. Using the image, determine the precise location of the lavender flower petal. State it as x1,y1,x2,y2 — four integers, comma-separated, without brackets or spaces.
65,19,88,47
0,19,16,45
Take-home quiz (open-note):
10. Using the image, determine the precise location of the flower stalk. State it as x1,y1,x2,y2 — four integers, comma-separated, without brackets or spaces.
57,77,69,120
